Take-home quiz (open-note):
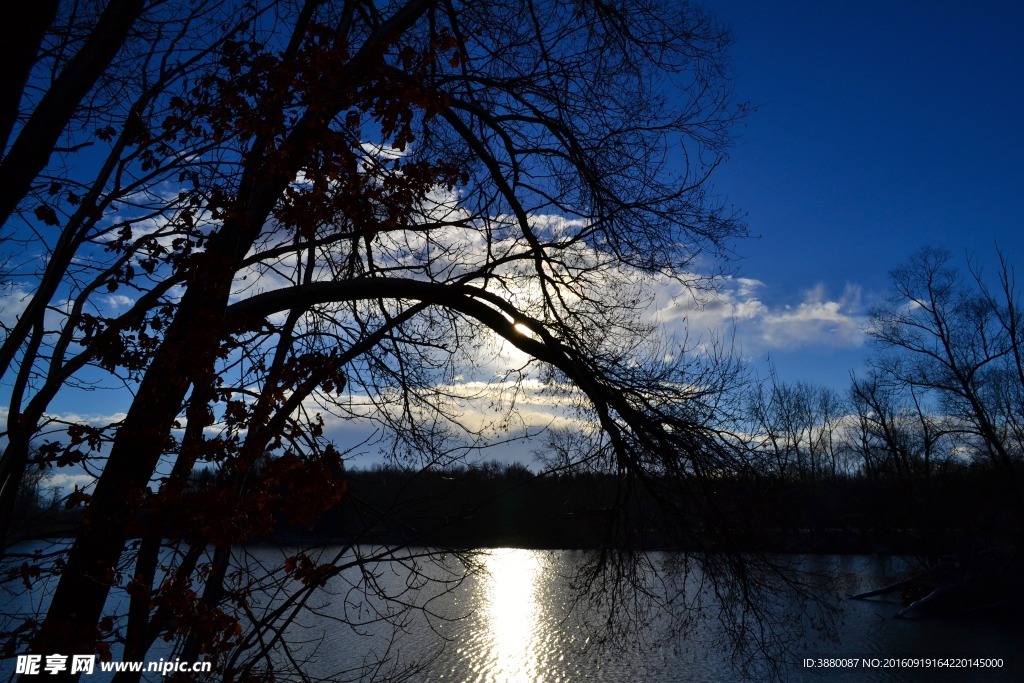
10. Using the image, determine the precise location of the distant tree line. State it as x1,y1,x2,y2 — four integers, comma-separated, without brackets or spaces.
10,465,61,523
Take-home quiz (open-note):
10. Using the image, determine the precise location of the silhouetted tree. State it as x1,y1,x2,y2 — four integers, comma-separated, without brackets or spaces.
746,374,845,482
868,247,1024,503
0,1,812,680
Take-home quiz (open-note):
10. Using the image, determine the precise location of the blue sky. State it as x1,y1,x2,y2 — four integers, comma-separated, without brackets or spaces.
702,0,1024,389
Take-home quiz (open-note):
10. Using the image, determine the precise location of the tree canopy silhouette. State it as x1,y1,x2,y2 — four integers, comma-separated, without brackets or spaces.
0,0,771,679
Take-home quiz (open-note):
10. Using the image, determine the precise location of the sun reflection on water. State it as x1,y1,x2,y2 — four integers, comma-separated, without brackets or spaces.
480,547,543,682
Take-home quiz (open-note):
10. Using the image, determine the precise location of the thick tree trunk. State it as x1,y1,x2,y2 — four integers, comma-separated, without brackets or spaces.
25,93,336,683
0,0,145,227
21,3,446,676
27,247,238,676
0,0,58,153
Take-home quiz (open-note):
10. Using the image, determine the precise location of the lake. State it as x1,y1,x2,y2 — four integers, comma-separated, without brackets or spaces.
2,544,1023,681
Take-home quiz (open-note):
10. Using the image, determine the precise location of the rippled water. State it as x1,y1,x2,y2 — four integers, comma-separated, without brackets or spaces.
288,547,741,683
252,548,1024,682
3,545,1024,681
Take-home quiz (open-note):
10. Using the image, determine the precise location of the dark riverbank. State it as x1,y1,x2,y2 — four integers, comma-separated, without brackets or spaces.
11,462,1020,556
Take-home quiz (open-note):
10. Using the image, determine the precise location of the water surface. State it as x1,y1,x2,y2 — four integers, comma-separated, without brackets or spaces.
3,544,1022,681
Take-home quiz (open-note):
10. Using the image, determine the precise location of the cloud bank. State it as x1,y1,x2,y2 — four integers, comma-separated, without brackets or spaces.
652,276,866,354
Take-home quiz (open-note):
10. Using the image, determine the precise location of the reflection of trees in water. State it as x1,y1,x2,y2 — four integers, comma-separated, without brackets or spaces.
236,547,831,682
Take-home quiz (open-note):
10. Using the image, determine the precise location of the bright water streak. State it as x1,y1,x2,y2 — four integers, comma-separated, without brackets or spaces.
479,548,541,681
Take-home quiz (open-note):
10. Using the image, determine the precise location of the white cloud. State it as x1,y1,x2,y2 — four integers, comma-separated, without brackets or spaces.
756,283,865,350
42,472,96,493
653,276,866,353
102,294,136,310
43,411,129,427
0,283,34,329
